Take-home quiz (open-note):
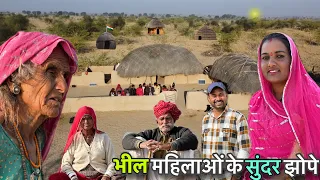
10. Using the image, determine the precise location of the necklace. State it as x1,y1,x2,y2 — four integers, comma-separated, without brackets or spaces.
13,121,41,168
13,121,41,179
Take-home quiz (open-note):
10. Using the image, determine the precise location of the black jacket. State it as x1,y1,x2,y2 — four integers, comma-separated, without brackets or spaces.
122,126,198,151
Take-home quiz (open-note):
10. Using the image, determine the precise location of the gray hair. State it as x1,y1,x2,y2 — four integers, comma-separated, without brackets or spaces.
0,61,36,129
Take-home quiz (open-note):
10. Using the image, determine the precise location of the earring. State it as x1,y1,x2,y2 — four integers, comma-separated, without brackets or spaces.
13,83,21,95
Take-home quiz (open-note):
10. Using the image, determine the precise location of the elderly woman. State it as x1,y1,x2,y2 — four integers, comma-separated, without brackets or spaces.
0,31,78,179
50,106,118,180
245,33,320,179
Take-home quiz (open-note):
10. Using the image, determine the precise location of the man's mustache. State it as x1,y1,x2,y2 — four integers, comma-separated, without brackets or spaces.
161,124,173,128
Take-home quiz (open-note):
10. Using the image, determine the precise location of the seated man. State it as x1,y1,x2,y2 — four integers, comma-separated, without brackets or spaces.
122,100,199,180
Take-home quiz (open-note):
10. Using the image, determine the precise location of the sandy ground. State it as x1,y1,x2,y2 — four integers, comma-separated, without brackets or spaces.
42,84,248,178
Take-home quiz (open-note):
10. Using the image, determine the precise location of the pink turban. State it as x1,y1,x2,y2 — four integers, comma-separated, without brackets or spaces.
153,100,181,121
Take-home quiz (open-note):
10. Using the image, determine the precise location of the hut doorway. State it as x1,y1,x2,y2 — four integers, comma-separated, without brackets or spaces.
157,29,160,34
198,36,202,40
105,41,110,49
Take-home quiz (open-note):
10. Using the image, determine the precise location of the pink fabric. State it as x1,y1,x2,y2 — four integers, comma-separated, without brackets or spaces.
116,84,122,92
247,33,320,179
63,106,102,153
136,87,143,96
153,100,181,121
0,31,78,160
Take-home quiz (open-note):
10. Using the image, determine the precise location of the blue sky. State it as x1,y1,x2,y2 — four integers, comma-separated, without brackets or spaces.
0,0,319,17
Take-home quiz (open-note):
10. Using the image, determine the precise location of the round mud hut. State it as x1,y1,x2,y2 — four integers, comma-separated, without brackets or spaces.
207,53,260,94
146,18,165,35
116,44,203,77
96,32,116,49
195,25,216,40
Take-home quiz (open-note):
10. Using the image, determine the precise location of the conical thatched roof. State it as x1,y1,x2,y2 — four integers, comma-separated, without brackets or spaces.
208,53,260,94
96,32,115,41
195,25,216,40
96,32,116,49
116,44,203,77
146,18,165,28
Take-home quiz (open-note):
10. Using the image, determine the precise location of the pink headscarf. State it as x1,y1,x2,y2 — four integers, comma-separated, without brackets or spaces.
0,31,78,160
248,33,320,179
63,106,103,153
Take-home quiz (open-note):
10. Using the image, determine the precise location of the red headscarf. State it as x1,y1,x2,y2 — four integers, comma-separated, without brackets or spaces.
63,106,102,153
153,100,181,121
116,84,122,91
0,31,78,160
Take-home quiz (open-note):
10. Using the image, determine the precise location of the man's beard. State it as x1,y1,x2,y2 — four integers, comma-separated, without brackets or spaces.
211,100,226,110
160,123,174,133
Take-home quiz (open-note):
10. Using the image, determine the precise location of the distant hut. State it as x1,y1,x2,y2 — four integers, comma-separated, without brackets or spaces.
195,25,216,40
116,44,203,77
146,18,165,35
96,32,116,49
207,53,260,94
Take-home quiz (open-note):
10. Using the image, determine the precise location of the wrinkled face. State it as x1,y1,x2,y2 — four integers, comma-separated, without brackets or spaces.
19,46,70,119
260,39,291,86
156,113,174,133
207,87,228,111
80,114,94,130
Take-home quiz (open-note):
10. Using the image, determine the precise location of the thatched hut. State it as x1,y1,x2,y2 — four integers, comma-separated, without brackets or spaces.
207,53,260,94
146,18,165,35
195,25,216,40
116,44,203,77
96,32,116,49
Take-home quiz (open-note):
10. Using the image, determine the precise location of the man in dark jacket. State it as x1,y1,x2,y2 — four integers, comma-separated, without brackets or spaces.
143,83,154,96
123,100,198,155
122,100,198,179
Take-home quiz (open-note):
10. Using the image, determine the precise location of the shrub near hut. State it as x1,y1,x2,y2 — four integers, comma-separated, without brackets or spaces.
218,32,238,52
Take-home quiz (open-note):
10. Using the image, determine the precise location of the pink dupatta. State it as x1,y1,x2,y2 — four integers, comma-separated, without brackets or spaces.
248,33,320,179
0,31,78,160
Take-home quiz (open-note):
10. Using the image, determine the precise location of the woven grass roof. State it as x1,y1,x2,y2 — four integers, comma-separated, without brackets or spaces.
195,25,216,40
196,25,215,35
96,32,115,41
116,44,203,77
146,18,165,28
208,53,260,93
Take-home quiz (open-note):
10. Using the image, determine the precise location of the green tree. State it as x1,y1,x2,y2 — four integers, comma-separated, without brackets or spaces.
0,14,30,43
110,16,126,30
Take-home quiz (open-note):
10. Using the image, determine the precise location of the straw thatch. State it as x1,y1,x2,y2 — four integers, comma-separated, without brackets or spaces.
116,44,203,77
195,25,216,40
146,18,165,28
208,53,260,94
96,32,116,49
